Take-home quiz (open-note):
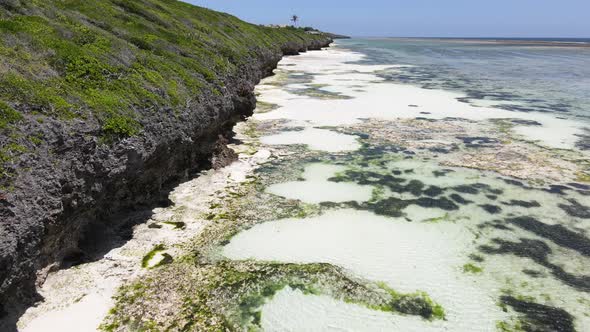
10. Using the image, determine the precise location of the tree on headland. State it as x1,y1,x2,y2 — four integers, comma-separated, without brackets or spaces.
291,15,299,26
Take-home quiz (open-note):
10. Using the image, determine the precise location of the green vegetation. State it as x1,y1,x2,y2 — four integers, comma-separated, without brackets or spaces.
0,0,328,182
0,100,22,129
463,263,484,274
100,280,152,332
101,114,140,141
496,320,525,332
424,212,451,223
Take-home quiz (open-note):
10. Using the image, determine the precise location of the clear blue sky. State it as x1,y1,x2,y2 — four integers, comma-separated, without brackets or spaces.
183,0,590,38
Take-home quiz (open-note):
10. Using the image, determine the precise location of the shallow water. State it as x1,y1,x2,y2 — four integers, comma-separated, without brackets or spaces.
255,49,585,150
261,287,449,332
224,208,504,330
266,163,373,203
225,157,590,330
342,38,590,122
260,128,360,152
222,39,590,331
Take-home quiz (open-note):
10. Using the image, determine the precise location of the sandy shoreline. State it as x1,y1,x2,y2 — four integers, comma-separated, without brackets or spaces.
17,146,272,331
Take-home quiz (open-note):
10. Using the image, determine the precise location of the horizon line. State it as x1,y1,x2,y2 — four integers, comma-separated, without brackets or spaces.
343,36,590,39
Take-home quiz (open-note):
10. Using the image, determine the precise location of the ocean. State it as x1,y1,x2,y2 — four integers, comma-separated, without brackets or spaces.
339,38,590,121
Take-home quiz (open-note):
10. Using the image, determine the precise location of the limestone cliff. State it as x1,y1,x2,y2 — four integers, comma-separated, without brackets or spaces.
0,0,331,327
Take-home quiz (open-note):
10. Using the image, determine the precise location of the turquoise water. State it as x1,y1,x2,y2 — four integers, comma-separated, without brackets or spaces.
338,38,590,121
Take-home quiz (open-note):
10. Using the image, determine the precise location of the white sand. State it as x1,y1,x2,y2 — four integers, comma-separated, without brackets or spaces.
17,149,273,332
260,127,360,152
20,290,116,332
261,287,447,332
266,163,374,204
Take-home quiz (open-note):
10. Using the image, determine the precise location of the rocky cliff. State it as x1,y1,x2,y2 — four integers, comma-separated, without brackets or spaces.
0,0,331,327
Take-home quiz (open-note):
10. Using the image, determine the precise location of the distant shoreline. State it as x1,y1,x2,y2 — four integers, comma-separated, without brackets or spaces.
356,37,590,47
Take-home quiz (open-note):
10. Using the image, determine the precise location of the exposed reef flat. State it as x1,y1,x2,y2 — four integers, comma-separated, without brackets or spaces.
346,117,587,184
14,39,590,331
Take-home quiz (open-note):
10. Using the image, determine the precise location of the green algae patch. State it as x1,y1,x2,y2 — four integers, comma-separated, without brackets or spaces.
463,263,484,274
496,320,525,332
367,282,446,320
103,260,447,332
141,244,173,269
424,213,451,223
575,171,590,183
255,101,280,114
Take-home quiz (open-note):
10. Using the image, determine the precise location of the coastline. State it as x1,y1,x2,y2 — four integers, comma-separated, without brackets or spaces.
0,1,332,328
4,30,590,331
90,43,590,331
15,46,336,332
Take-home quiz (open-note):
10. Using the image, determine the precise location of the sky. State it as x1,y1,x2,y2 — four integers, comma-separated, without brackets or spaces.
183,0,590,38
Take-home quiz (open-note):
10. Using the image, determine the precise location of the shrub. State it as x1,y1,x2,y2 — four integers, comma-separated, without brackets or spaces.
0,101,22,129
102,114,140,139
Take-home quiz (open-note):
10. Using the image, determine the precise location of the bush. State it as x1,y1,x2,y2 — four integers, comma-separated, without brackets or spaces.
0,100,22,129
102,114,140,139
65,55,112,89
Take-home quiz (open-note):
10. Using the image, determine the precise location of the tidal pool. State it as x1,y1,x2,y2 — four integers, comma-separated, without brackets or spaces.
223,208,505,331
265,163,374,204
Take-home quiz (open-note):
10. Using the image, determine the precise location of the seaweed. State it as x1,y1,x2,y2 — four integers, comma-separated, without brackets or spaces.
480,204,502,214
423,185,444,197
502,200,541,208
480,238,590,292
507,216,590,256
463,263,483,274
449,193,473,205
500,296,575,332
558,199,590,219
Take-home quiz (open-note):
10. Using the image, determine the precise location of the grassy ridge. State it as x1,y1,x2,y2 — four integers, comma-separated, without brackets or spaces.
0,0,327,181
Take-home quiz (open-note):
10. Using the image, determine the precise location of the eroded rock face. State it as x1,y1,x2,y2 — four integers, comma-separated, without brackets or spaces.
0,22,331,332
